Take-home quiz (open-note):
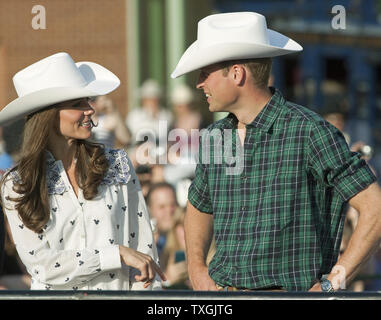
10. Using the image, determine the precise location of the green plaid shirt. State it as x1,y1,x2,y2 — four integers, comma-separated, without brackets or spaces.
188,88,376,291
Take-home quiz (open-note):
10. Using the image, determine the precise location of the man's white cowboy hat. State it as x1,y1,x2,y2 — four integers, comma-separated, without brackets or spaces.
0,52,120,125
171,12,303,78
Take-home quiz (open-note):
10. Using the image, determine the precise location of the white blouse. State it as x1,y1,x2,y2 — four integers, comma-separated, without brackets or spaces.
1,149,162,291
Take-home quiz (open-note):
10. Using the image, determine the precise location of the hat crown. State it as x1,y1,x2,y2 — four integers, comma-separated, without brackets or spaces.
13,52,87,97
198,12,269,47
171,84,193,105
140,79,162,98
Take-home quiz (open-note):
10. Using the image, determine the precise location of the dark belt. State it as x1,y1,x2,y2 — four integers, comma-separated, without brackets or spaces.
217,284,286,292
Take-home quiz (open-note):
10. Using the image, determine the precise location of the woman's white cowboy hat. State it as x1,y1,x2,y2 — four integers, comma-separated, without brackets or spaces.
171,12,303,78
0,52,120,125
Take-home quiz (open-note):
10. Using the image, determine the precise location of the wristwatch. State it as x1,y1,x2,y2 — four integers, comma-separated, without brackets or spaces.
320,278,334,292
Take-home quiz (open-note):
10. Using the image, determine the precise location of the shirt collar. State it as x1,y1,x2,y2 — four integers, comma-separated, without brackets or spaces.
45,150,67,195
248,87,285,132
44,148,131,195
46,150,57,165
221,87,285,133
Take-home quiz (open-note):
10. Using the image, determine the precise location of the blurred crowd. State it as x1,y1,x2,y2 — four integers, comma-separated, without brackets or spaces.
1,78,381,291
320,98,381,292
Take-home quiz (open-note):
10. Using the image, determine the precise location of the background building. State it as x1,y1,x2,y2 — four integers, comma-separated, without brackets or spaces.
0,0,213,121
1,0,380,164
0,0,128,117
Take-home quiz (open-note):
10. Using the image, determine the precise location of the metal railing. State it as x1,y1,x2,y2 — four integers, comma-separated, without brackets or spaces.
0,290,380,300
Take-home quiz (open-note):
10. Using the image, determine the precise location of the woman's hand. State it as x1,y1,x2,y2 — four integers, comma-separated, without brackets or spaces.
119,245,166,288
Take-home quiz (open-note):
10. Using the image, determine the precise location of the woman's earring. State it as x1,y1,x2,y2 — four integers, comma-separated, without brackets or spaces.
90,118,98,127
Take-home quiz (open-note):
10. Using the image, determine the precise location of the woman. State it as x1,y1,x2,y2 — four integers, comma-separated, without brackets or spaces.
0,52,165,290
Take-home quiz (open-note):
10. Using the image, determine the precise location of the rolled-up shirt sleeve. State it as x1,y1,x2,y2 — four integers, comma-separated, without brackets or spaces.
307,121,377,201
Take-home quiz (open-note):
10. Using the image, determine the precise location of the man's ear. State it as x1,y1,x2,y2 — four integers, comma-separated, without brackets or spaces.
231,64,246,86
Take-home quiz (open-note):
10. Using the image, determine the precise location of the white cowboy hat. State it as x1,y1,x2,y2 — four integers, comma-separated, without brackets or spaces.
140,79,162,99
171,12,303,78
0,52,120,125
170,83,194,105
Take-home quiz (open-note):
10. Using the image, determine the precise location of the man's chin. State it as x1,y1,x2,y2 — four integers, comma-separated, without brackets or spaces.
208,104,217,112
209,105,226,113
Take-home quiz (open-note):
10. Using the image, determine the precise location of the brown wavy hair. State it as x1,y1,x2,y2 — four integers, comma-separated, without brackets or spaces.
1,104,109,233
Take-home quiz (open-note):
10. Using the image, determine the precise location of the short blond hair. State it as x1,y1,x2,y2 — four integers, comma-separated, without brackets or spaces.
219,58,272,88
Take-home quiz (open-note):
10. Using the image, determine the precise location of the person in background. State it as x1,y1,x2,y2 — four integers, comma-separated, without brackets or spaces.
146,182,178,261
89,95,131,149
320,97,350,145
0,119,24,176
127,139,167,201
160,208,190,289
0,206,4,285
0,119,25,289
170,83,202,137
0,150,13,176
321,98,381,291
0,52,165,290
160,84,203,207
0,214,31,290
165,84,199,181
126,79,173,147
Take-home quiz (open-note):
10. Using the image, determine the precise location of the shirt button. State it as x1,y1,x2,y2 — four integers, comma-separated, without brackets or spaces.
241,206,246,211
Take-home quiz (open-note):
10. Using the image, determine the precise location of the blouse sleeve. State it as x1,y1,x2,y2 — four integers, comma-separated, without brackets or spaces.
124,156,162,290
1,178,121,288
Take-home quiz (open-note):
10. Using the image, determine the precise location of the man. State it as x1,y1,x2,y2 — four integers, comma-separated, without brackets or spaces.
171,12,381,291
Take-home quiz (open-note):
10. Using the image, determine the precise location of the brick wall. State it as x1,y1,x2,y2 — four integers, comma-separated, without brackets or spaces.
0,0,128,117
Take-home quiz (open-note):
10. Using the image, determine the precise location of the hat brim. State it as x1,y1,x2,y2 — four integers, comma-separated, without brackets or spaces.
171,29,303,78
0,61,120,126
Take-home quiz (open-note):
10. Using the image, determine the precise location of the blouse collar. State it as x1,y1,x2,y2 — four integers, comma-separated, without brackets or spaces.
12,149,131,195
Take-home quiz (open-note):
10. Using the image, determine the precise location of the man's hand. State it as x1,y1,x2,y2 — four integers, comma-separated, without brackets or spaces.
188,264,218,291
308,282,322,292
310,183,381,292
